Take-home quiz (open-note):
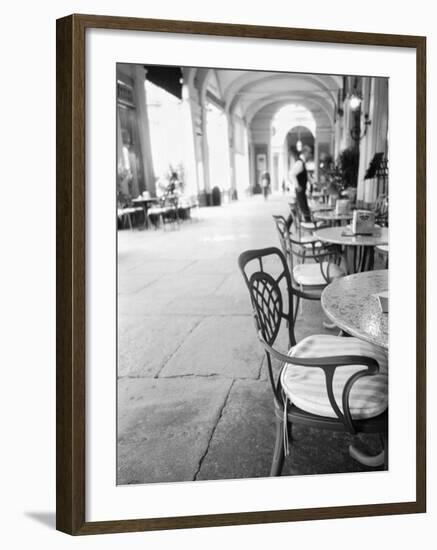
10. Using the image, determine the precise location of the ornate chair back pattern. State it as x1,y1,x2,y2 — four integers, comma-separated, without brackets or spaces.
249,272,283,347
238,247,296,404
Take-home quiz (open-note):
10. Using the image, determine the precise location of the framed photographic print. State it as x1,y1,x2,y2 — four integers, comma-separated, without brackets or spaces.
56,13,426,535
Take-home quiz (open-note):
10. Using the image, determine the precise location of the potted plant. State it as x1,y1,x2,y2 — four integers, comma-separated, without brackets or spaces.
338,147,360,189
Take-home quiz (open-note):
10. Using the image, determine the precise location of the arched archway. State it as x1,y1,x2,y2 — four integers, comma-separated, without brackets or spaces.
286,125,315,167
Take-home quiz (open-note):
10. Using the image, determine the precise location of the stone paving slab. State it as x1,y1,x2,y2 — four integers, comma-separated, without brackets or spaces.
126,258,194,275
142,273,226,301
179,258,238,277
118,273,226,317
213,271,248,298
159,316,264,379
117,377,233,484
196,380,276,480
117,272,160,296
118,315,202,377
169,295,251,316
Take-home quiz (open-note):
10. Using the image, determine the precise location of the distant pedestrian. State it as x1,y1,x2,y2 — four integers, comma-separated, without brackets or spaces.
261,170,271,200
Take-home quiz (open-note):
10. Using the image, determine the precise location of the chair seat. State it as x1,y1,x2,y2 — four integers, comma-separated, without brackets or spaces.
281,335,388,420
148,207,165,215
302,241,324,250
301,221,318,230
295,234,324,249
293,262,344,286
118,207,142,216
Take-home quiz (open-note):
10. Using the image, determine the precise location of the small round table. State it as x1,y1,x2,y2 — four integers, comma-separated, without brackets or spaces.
321,270,388,349
131,197,159,229
313,226,389,273
321,270,388,467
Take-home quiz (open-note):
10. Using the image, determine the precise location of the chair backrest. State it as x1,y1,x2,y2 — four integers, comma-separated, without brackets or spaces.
238,247,296,349
238,247,296,403
289,202,306,238
272,215,294,274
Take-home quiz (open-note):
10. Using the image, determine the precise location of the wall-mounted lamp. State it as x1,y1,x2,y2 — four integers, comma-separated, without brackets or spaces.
350,112,372,141
349,94,362,111
349,77,372,141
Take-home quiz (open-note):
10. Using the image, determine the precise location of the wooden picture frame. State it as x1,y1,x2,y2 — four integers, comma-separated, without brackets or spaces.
56,13,426,535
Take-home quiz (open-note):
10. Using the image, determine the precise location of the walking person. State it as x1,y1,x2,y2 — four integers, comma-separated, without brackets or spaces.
261,170,271,200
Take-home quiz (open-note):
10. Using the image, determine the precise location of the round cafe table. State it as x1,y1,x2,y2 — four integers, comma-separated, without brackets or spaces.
131,197,159,229
321,270,388,467
313,225,389,273
321,270,388,349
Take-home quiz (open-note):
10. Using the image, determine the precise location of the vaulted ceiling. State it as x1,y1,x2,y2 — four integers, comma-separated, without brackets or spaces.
185,67,342,130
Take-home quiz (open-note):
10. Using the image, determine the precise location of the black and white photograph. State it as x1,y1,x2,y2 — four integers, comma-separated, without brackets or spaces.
116,63,389,485
1,0,432,542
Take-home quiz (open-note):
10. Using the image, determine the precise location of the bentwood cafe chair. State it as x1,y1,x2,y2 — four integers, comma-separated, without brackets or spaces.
273,215,345,321
238,247,388,476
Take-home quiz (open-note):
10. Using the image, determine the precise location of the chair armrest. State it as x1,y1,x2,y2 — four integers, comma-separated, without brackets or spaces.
292,286,322,301
257,331,382,431
293,248,339,261
257,330,379,371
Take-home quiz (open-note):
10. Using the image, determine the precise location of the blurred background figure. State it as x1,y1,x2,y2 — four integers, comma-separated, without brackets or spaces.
289,145,313,221
261,170,271,200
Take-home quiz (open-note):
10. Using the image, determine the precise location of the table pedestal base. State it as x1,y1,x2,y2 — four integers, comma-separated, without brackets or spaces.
345,245,375,273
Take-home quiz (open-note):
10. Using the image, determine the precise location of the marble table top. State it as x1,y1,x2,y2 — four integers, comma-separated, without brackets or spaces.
314,225,389,246
321,270,388,349
132,197,159,204
313,210,354,221
309,203,333,212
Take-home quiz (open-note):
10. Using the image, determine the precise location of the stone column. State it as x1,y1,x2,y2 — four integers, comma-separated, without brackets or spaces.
248,135,256,191
201,104,211,194
356,77,372,203
356,77,389,205
228,114,237,198
314,131,319,182
133,66,156,195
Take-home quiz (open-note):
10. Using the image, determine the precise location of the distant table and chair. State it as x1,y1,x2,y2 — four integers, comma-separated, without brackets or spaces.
118,194,200,231
313,226,389,273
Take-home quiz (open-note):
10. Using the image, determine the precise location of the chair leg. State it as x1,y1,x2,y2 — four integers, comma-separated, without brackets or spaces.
293,295,300,323
287,420,294,443
270,418,285,477
349,437,386,468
